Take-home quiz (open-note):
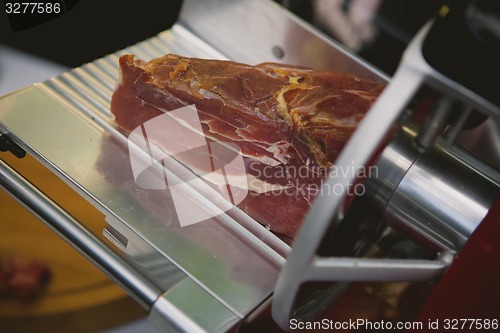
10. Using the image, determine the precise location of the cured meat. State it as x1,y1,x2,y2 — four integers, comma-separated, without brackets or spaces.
110,54,383,238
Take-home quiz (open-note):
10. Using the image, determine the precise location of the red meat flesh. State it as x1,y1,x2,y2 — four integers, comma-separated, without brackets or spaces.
110,54,383,238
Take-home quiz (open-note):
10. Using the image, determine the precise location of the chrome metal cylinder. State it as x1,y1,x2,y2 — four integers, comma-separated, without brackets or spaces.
370,127,500,253
0,158,161,310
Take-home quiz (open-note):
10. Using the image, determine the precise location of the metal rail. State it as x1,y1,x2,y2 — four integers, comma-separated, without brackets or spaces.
0,157,161,311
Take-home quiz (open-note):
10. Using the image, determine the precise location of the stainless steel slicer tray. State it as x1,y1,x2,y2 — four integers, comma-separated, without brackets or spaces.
0,0,387,331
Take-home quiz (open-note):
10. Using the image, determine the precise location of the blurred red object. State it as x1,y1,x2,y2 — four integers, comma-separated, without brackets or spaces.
409,198,500,331
0,256,50,301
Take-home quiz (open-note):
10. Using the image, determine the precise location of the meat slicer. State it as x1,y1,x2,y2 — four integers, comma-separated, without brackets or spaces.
0,0,498,332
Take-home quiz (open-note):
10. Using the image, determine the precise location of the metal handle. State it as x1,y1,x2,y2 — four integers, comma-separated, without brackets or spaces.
272,15,500,329
271,54,430,332
0,157,161,311
271,21,447,330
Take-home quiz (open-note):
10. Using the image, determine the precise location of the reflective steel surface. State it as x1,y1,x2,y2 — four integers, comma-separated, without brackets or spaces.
378,129,500,252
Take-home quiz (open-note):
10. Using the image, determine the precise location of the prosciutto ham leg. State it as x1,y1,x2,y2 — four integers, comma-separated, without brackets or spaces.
110,54,383,238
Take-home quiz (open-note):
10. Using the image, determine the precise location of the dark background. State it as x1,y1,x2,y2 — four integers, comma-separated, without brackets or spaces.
0,0,438,75
279,0,440,75
0,0,183,67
